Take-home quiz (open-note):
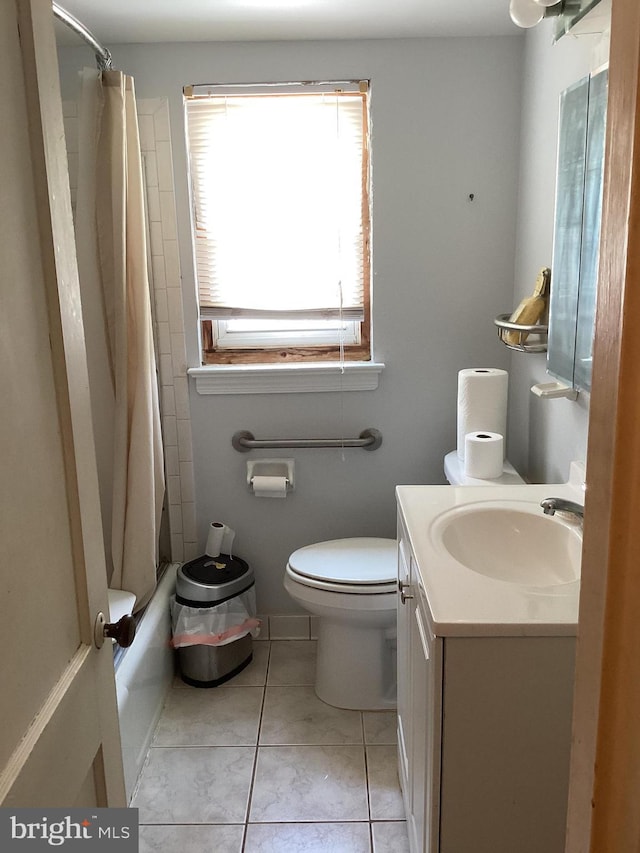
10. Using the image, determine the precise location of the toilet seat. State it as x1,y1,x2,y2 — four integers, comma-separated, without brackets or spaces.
286,565,396,596
287,537,397,595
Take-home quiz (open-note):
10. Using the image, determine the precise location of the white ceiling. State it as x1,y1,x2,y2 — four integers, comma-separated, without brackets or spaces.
54,0,520,46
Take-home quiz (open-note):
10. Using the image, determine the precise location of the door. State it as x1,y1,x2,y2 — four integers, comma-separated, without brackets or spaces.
566,0,640,849
0,0,125,807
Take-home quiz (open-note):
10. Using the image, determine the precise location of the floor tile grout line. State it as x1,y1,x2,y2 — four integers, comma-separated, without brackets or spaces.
137,820,408,826
361,711,375,851
141,744,257,750
243,820,374,824
362,713,375,832
247,820,377,826
129,745,152,806
147,739,384,750
242,639,272,851
129,682,173,807
364,738,373,824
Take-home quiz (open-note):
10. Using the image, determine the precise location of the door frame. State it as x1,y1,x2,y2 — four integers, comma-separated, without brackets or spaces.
566,0,640,849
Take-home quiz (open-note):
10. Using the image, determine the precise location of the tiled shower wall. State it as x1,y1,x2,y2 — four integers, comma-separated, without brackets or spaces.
63,95,197,567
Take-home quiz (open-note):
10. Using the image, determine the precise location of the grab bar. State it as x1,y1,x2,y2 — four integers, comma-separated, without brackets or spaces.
232,428,383,452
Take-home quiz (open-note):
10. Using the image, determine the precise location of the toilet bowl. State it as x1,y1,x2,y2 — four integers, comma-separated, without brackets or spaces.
284,537,397,711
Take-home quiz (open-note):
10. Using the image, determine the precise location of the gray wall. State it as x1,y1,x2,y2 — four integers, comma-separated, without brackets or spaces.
508,21,609,485
59,37,523,613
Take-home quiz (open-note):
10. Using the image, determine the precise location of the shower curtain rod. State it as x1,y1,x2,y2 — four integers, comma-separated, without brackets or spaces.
52,2,113,70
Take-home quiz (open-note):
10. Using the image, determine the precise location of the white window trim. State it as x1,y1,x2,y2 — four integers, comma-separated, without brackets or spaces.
188,362,385,395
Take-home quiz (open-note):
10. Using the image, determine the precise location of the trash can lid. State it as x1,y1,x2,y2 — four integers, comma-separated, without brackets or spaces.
176,554,254,606
182,553,250,586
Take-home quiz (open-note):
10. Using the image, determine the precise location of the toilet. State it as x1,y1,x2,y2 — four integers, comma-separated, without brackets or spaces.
284,537,397,711
284,454,524,712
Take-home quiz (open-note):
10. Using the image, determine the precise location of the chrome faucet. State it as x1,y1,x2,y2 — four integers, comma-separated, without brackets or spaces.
540,497,584,524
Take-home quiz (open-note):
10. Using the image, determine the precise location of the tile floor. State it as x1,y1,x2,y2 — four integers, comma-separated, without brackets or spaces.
132,640,409,852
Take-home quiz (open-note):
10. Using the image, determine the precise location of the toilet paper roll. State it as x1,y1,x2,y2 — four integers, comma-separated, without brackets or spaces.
456,368,508,461
252,475,288,498
205,522,235,557
464,432,504,480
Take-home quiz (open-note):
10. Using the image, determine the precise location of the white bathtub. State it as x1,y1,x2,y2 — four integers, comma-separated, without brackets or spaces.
114,563,178,801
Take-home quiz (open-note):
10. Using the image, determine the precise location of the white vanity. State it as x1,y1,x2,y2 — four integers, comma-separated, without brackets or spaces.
396,477,583,853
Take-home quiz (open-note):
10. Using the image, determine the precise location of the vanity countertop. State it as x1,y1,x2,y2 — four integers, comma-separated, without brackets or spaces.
396,478,584,638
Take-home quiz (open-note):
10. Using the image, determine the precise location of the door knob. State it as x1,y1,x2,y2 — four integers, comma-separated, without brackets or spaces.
94,612,136,649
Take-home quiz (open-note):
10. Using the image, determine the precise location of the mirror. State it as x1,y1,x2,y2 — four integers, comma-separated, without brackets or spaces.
547,67,608,393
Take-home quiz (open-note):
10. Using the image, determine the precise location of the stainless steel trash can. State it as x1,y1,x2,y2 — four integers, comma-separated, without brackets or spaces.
175,553,255,687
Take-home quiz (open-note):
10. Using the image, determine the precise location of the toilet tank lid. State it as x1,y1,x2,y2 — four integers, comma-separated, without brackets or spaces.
444,450,525,486
288,538,397,585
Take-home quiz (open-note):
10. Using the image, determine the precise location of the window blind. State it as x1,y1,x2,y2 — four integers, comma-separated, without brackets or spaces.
184,83,368,321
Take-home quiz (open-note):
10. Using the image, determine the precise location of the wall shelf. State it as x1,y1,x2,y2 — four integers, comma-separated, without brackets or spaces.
494,314,548,353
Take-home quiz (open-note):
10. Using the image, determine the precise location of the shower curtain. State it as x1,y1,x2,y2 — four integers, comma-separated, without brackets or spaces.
76,68,164,611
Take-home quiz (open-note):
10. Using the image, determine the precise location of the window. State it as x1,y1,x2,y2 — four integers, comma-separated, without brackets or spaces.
184,81,371,364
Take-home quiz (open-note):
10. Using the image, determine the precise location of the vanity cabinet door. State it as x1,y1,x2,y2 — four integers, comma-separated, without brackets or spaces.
438,637,575,853
397,518,443,853
409,585,442,853
396,528,412,806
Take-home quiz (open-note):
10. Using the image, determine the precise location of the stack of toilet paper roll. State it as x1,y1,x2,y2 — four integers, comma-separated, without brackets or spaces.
457,368,508,480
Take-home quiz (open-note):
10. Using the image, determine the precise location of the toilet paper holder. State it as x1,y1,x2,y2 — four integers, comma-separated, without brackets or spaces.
246,459,295,493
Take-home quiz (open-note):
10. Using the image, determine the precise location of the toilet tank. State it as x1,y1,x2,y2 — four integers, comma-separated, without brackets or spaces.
444,450,525,486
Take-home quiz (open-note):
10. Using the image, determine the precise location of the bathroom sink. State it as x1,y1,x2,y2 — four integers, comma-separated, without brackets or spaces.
431,502,581,586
